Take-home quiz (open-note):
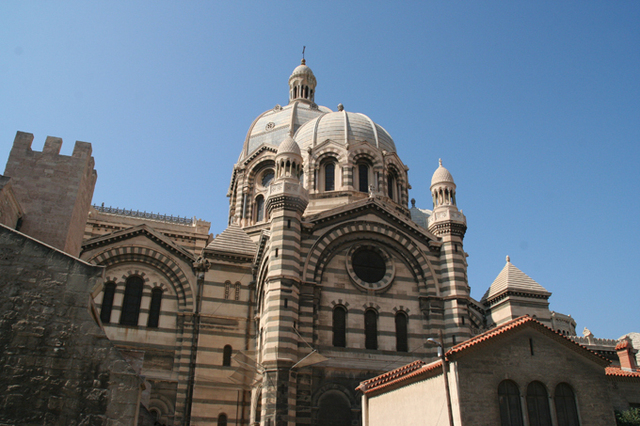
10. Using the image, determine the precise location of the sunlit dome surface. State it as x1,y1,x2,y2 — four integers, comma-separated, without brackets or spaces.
239,102,331,161
294,109,396,153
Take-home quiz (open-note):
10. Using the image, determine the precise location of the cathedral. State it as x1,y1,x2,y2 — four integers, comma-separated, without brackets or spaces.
0,58,637,426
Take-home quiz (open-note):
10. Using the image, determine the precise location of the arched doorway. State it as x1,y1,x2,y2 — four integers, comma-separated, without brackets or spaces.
317,390,351,426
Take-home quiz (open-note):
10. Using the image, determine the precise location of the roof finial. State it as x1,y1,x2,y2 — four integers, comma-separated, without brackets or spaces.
301,46,306,65
337,103,344,111
439,158,442,166
506,255,510,263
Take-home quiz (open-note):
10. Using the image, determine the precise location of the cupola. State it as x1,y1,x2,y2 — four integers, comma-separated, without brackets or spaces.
430,159,457,208
275,136,303,181
289,59,317,104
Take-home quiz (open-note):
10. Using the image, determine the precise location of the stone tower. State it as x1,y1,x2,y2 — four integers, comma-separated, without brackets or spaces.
3,131,97,256
260,136,309,426
427,159,471,343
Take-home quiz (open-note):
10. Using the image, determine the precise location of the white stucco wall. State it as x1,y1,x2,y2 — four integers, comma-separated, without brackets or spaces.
365,374,450,426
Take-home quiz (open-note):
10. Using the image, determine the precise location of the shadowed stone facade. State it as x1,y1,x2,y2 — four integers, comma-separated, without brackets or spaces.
0,224,143,425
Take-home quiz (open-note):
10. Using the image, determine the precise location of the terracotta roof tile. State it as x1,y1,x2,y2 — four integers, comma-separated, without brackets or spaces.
357,360,444,395
606,366,640,378
447,316,609,367
357,316,612,397
615,340,632,351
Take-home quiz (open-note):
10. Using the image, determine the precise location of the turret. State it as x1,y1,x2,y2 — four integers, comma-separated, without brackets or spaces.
427,159,470,343
428,159,466,238
260,136,308,426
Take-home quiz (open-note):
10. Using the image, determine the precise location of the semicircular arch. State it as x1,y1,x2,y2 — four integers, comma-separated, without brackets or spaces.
88,245,194,311
303,221,439,296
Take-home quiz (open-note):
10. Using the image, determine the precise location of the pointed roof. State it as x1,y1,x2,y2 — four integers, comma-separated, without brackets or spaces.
205,223,256,258
481,256,550,302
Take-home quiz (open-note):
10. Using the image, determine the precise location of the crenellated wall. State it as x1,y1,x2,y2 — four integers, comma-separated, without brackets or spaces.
3,131,97,256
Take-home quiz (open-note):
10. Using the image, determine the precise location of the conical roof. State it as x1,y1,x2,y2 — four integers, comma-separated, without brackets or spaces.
481,256,551,302
206,223,257,257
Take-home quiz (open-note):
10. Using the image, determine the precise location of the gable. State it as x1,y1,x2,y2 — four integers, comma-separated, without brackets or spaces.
82,224,195,264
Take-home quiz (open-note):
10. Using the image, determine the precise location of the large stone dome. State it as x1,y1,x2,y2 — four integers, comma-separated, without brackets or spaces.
293,107,396,153
237,59,330,161
239,102,330,161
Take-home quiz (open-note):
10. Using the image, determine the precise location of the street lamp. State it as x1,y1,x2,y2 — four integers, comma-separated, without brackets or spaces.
426,330,454,426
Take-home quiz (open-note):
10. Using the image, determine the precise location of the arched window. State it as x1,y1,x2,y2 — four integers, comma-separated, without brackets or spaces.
325,162,335,191
100,281,116,324
395,312,408,352
364,309,378,350
554,383,580,426
223,345,232,366
333,306,346,347
224,281,231,299
498,380,524,426
387,173,395,200
317,391,351,426
147,287,163,328
527,381,552,426
120,276,144,326
255,195,265,222
255,392,262,424
217,413,227,426
358,164,369,193
235,282,241,301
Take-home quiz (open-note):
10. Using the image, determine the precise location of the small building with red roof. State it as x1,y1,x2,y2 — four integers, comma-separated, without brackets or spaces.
357,316,640,426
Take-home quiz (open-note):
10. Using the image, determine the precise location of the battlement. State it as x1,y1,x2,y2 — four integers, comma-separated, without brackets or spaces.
11,131,94,162
3,131,97,256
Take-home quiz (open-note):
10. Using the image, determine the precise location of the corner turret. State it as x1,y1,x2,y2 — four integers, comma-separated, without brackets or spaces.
428,159,466,238
427,159,470,343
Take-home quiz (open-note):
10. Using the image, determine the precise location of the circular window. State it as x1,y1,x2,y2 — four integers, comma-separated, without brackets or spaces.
346,244,395,292
261,171,274,187
352,249,385,283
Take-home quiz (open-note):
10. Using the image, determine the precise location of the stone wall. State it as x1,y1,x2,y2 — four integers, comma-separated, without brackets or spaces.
3,131,97,257
0,224,142,425
455,329,615,426
0,175,23,229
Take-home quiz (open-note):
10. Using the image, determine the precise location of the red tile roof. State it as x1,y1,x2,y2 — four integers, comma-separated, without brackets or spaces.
446,316,609,367
357,359,443,396
615,340,632,351
606,366,640,379
357,316,611,397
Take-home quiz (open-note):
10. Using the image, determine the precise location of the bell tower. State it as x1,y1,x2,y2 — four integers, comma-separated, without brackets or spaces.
428,159,471,342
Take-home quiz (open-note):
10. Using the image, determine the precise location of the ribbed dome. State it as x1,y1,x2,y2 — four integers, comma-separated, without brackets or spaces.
294,109,396,153
431,159,455,186
239,102,330,161
277,135,301,157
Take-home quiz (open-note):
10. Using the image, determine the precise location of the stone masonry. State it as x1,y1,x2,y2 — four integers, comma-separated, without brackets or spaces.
3,131,97,257
0,223,142,425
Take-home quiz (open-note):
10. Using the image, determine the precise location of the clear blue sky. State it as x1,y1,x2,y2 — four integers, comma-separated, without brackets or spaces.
2,1,638,340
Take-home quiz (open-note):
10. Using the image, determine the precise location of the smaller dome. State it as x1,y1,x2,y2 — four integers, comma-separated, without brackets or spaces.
289,59,316,84
431,159,455,187
294,109,396,153
277,135,302,157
